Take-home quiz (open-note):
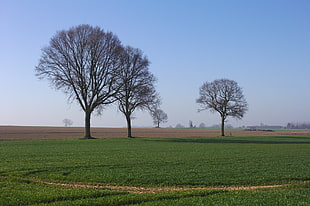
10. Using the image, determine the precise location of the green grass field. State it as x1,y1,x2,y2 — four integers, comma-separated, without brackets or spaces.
1,136,310,205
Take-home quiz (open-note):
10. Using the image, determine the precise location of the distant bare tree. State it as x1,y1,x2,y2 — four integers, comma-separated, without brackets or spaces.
116,46,159,138
63,119,73,127
197,79,248,136
35,25,122,139
189,120,194,128
151,109,168,128
175,123,185,128
198,122,206,128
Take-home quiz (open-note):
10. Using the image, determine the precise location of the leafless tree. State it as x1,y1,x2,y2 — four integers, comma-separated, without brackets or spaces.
196,79,248,136
35,25,122,139
151,109,168,128
63,119,73,127
198,122,206,128
116,46,159,138
189,120,194,128
175,123,185,128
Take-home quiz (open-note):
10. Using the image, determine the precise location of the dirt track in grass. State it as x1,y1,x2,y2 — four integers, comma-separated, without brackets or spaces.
32,179,308,194
0,126,309,141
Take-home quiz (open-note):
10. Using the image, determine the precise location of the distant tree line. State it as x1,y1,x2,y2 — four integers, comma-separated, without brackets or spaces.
286,122,310,129
174,122,234,129
246,125,283,130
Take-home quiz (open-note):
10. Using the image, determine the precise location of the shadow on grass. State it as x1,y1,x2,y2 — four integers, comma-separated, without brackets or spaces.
115,190,227,206
152,136,310,144
42,190,227,206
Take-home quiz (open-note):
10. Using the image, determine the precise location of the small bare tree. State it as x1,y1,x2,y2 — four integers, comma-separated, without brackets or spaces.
151,109,168,128
63,119,73,127
196,79,248,136
36,25,122,139
189,120,194,128
116,46,159,138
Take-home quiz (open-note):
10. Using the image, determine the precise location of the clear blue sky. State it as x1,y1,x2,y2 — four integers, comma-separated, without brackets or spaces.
1,0,309,128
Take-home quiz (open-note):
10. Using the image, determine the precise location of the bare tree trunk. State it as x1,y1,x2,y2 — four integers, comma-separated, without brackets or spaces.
221,116,225,136
84,111,92,139
126,115,133,138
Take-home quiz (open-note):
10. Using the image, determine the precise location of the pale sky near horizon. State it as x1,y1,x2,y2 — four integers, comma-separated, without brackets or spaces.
1,0,309,128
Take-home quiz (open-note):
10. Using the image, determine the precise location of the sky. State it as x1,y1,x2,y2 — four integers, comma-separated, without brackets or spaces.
0,0,309,128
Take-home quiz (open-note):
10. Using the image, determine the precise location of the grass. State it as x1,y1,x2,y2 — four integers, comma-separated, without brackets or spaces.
0,136,309,205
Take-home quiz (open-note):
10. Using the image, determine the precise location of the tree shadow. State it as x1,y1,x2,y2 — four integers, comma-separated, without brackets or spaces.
152,136,310,144
120,190,227,205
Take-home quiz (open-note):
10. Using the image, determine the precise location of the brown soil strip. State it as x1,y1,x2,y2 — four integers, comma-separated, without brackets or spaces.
32,179,306,194
1,126,310,141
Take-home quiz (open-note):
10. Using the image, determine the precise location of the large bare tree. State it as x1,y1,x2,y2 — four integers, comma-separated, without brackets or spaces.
196,79,248,136
117,46,159,138
35,25,122,139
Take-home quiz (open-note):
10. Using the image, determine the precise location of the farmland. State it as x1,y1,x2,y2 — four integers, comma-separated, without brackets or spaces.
1,126,310,141
0,126,309,205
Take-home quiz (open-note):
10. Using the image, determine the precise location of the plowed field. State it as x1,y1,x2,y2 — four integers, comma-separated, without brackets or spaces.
0,126,309,141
